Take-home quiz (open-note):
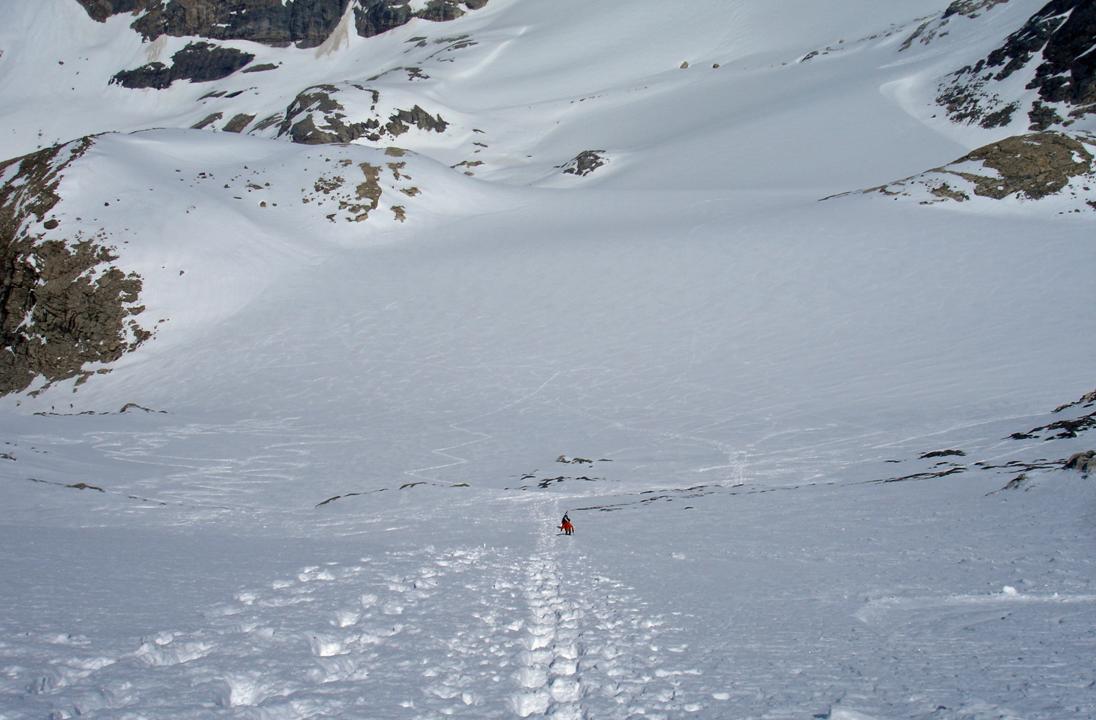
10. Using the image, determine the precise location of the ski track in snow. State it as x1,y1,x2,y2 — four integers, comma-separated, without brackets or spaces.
402,371,564,485
0,505,697,719
510,504,694,720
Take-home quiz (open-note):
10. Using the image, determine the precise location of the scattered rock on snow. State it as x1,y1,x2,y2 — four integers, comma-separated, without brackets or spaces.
901,0,1010,52
1053,388,1096,413
1010,409,1096,441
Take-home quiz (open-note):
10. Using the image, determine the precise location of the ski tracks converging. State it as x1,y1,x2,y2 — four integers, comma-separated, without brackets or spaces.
1,509,701,719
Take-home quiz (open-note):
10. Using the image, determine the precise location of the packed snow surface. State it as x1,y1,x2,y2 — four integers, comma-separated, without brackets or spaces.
1,0,1094,718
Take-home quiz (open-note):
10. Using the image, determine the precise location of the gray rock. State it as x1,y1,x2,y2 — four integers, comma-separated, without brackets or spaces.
1065,450,1096,475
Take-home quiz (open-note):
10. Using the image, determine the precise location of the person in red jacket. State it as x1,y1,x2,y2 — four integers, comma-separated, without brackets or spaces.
559,513,574,535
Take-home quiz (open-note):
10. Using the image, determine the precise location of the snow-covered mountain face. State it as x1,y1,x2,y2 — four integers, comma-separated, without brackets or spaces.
1,0,1094,395
934,0,1095,131
1,2,1095,719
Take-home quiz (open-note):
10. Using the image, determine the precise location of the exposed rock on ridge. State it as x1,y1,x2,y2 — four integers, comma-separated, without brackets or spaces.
900,0,1010,51
276,83,449,145
0,139,148,395
936,0,1096,129
76,0,489,49
837,131,1096,211
929,131,1094,200
112,42,255,89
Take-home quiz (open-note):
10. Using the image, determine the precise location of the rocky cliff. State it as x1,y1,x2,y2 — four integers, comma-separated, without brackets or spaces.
0,139,148,395
77,0,489,49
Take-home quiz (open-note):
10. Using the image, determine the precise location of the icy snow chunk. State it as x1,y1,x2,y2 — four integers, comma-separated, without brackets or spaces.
308,634,346,657
828,710,882,720
511,689,550,717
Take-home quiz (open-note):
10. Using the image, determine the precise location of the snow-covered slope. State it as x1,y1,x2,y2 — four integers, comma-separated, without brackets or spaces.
1,1,1094,719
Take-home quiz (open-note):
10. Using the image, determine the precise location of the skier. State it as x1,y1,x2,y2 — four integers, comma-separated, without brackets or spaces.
559,513,574,535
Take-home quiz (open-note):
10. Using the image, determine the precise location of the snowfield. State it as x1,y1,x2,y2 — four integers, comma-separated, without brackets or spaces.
1,0,1095,718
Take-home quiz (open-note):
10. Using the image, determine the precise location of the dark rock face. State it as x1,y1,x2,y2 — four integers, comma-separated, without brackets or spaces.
0,139,148,395
130,0,348,48
937,0,1096,129
75,0,150,23
277,84,449,145
351,0,489,41
77,0,489,49
560,150,608,177
112,42,255,89
353,1,413,39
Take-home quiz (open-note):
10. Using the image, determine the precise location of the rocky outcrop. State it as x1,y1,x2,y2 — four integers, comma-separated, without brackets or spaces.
1065,450,1095,475
852,131,1096,210
112,42,255,89
1064,450,1095,473
277,83,449,145
223,113,256,133
77,0,489,49
76,0,149,23
938,131,1093,199
0,139,148,395
559,150,608,177
936,0,1096,129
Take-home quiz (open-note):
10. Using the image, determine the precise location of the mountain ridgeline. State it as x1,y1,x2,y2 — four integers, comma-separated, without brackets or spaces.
77,0,488,48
